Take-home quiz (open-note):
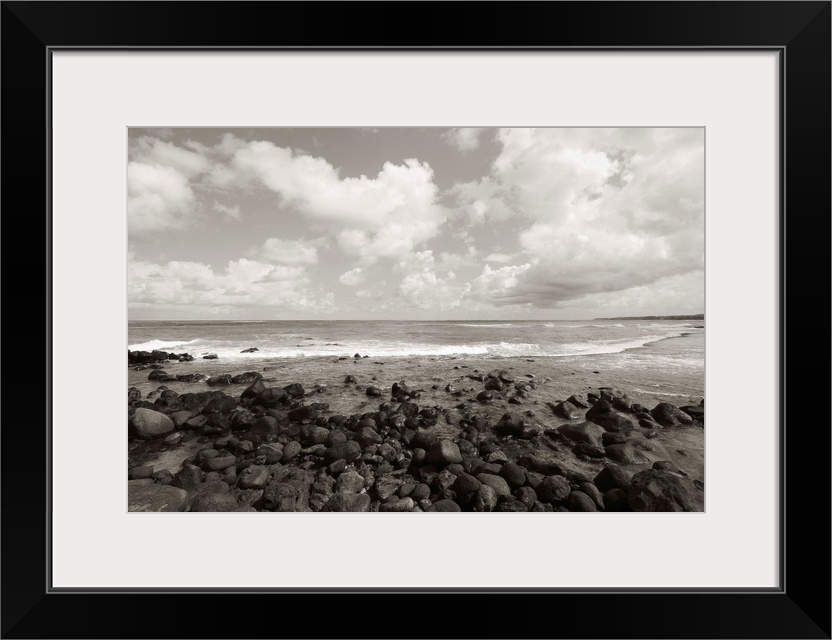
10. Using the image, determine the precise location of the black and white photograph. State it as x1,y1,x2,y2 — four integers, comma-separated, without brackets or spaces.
127,127,705,513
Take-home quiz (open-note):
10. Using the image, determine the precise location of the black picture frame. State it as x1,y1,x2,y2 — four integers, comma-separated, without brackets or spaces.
2,2,829,638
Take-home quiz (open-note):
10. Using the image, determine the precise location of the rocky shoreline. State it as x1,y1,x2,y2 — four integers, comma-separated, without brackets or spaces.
128,348,705,513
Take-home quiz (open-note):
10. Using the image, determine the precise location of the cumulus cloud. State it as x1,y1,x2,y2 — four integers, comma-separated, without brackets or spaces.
484,253,514,263
339,267,365,286
206,137,446,261
355,289,373,298
128,137,213,235
443,128,485,152
259,237,320,265
128,257,333,313
454,128,704,307
393,250,472,310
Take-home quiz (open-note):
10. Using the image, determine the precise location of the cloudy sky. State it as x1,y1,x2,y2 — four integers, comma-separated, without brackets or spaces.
128,127,704,320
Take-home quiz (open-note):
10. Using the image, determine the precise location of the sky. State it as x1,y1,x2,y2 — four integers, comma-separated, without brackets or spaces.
128,127,704,320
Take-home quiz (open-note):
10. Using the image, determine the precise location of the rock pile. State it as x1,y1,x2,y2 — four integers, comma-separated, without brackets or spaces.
128,371,704,512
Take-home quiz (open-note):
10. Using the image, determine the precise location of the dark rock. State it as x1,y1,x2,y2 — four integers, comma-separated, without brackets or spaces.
515,486,537,508
628,469,702,512
427,499,461,512
336,471,365,494
281,441,302,461
568,491,597,512
355,426,383,450
451,474,481,506
536,475,571,503
128,484,188,512
499,463,527,489
411,483,431,501
590,412,635,433
148,369,172,381
324,441,362,464
283,383,305,398
288,405,318,424
231,371,262,384
192,492,239,512
129,465,154,480
241,379,267,400
552,400,581,420
375,474,402,500
593,465,634,492
153,395,183,413
476,473,511,497
207,374,232,386
202,395,237,415
557,422,605,447
380,497,415,512
567,394,589,408
650,403,694,427
602,432,629,446
254,387,288,408
321,493,371,512
680,405,705,423
412,431,439,450
476,390,494,403
426,440,463,467
579,482,605,510
516,454,566,477
344,375,357,384
240,347,260,353
237,465,270,489
604,443,651,465
204,455,236,471
473,485,498,512
484,378,504,392
572,443,606,458
653,460,683,473
202,354,219,360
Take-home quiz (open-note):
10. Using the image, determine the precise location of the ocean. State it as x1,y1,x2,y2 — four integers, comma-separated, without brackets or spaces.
128,319,704,400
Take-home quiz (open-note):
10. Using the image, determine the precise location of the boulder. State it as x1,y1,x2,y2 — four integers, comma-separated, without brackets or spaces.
380,497,415,512
484,378,504,392
324,441,362,464
593,465,634,492
552,400,581,420
207,375,232,386
321,493,371,512
336,471,365,494
473,485,498,512
604,443,651,465
475,473,511,497
680,405,705,423
651,403,694,427
499,463,527,489
536,475,571,504
579,482,605,510
557,422,605,447
191,492,239,512
281,441,302,461
427,499,461,512
515,486,537,508
237,465,271,490
130,408,175,439
426,439,463,467
568,491,597,512
603,488,631,512
628,469,702,512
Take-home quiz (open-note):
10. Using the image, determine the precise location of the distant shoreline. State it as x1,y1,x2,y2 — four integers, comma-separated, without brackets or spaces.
594,314,704,321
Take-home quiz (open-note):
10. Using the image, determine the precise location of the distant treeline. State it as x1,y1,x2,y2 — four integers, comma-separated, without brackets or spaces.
595,314,705,321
